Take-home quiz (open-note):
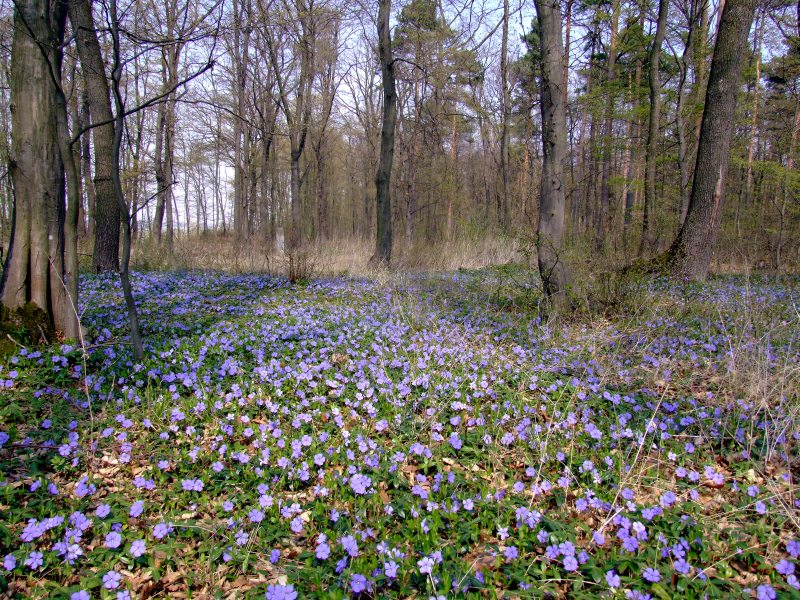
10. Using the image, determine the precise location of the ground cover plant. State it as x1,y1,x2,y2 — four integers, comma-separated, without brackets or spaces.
0,268,799,599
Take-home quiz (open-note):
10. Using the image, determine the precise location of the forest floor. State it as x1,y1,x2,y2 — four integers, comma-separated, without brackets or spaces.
0,267,799,599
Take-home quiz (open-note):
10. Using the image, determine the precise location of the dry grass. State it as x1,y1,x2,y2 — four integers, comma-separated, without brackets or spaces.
124,233,522,277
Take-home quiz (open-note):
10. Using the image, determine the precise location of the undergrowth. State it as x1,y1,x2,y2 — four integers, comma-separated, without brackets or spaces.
0,269,798,599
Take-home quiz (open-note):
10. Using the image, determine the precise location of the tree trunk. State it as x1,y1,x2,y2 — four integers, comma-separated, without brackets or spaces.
109,0,143,359
79,90,96,238
1,0,74,338
69,0,119,272
666,0,758,279
534,0,570,308
739,12,763,238
638,0,669,257
596,0,619,251
153,100,166,242
498,0,510,230
373,0,396,264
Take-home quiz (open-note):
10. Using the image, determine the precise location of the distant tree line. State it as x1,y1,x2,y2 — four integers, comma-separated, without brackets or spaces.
0,0,796,334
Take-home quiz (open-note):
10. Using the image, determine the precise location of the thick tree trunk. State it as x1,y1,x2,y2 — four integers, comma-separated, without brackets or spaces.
69,0,119,272
534,0,571,308
638,0,669,257
666,0,758,279
373,0,396,264
1,0,74,338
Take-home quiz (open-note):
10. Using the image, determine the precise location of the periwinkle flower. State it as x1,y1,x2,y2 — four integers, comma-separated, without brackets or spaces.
350,473,372,495
102,570,122,590
347,573,367,593
563,555,578,571
130,539,146,558
265,584,297,600
418,556,435,574
642,567,660,583
3,554,16,571
384,560,398,578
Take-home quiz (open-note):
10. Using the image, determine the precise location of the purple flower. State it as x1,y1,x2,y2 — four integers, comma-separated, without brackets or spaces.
152,522,173,540
181,478,204,492
129,501,144,518
350,573,368,593
315,542,330,560
642,567,660,583
659,491,676,508
105,531,123,549
24,551,43,570
70,592,91,600
96,504,111,519
563,555,578,571
606,570,620,588
130,539,146,558
674,558,691,575
384,560,398,578
418,556,435,574
249,509,265,523
776,559,795,576
622,536,639,553
290,516,303,533
265,584,298,600
504,546,519,560
341,535,359,558
756,584,776,600
350,474,372,495
3,554,16,571
103,570,122,590
270,549,281,564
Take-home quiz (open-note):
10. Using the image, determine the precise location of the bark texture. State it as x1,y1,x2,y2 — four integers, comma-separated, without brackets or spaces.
638,0,669,256
666,0,758,279
373,0,396,264
69,0,119,272
534,0,570,307
1,0,76,337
